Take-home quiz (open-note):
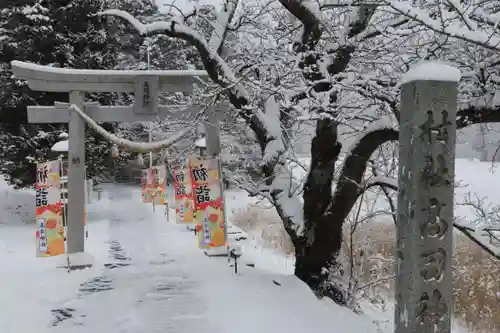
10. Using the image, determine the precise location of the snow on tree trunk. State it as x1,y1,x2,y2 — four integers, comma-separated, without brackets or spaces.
294,119,346,303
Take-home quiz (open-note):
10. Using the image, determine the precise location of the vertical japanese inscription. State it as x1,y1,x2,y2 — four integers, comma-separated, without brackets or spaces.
192,165,211,204
143,81,150,108
202,211,211,245
37,218,48,252
36,164,49,208
417,109,452,327
36,164,48,184
175,172,186,196
176,184,186,196
175,173,185,183
134,76,159,114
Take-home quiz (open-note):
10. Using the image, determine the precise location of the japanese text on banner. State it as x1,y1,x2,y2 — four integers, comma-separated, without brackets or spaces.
150,165,167,206
188,156,226,249
141,165,166,204
35,160,65,257
173,168,194,223
140,169,151,203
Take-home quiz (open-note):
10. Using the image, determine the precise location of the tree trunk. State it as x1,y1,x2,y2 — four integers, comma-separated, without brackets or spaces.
292,126,399,305
478,124,488,161
292,118,347,304
294,212,346,305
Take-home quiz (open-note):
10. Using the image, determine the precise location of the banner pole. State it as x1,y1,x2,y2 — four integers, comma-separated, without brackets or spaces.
152,192,156,212
59,157,70,272
217,156,228,249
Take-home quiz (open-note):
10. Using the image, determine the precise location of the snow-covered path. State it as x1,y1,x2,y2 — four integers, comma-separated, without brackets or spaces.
1,184,377,333
47,185,212,332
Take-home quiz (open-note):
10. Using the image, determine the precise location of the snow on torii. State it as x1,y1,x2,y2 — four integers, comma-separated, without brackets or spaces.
10,60,210,152
51,139,68,153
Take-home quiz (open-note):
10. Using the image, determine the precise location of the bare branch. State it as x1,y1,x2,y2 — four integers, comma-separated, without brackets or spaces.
97,9,270,148
330,127,398,221
365,179,500,261
364,175,397,191
369,159,397,224
384,1,500,52
363,169,500,261
209,0,240,54
456,105,500,129
162,4,190,20
356,275,396,291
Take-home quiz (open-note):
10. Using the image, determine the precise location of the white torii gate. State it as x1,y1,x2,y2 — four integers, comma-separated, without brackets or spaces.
11,1,237,267
11,61,209,268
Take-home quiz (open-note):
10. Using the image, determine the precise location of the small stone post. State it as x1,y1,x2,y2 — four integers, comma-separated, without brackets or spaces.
395,61,460,333
204,109,221,157
87,179,93,204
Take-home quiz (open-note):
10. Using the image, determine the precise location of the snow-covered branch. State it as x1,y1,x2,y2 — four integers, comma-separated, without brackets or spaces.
98,9,276,146
208,0,240,54
456,191,500,230
266,163,305,237
69,104,193,153
278,0,322,48
320,0,379,8
261,95,286,163
444,0,477,31
361,174,500,260
97,10,247,103
456,105,500,129
453,221,500,260
470,7,500,29
332,126,398,219
384,1,500,52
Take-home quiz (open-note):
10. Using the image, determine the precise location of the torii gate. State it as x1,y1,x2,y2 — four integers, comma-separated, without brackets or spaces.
11,61,209,267
11,1,237,267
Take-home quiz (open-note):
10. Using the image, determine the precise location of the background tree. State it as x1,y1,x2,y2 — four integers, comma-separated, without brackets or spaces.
0,0,171,186
0,0,118,186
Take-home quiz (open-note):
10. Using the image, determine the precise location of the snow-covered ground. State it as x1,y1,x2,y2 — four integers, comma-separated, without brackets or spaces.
0,158,498,333
0,180,35,225
0,182,376,333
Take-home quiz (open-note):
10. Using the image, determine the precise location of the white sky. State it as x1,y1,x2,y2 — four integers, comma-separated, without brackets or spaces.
156,0,221,12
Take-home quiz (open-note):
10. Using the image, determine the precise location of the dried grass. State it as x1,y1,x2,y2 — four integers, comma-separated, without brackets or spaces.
231,204,294,255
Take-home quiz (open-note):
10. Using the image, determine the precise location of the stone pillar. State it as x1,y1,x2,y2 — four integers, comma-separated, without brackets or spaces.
67,91,86,254
395,63,460,333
